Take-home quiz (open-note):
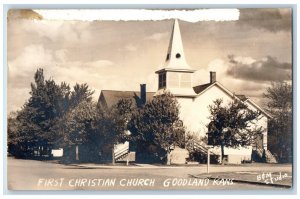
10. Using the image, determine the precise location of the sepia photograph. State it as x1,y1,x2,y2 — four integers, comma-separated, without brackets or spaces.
6,8,293,191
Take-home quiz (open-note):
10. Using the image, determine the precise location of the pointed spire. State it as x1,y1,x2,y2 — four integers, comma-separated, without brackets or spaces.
164,19,191,69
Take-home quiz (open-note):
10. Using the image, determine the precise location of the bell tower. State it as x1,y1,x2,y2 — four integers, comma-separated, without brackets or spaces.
155,19,196,97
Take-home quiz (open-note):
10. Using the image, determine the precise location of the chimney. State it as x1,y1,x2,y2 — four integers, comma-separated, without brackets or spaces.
140,84,146,105
210,71,216,84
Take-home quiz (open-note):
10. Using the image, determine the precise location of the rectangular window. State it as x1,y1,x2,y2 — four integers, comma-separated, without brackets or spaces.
159,73,166,89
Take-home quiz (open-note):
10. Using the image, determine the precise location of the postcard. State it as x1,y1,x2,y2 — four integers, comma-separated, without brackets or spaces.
6,8,293,191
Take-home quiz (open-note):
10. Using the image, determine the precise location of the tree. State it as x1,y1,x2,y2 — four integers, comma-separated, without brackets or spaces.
110,98,134,143
62,100,99,162
207,98,263,165
263,81,292,162
128,92,185,165
53,82,95,148
54,82,98,162
8,68,101,160
7,69,72,158
7,111,24,157
69,83,94,108
96,99,134,164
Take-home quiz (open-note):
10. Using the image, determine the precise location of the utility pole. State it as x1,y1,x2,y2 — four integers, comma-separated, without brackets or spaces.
112,145,115,165
76,145,79,161
207,148,210,174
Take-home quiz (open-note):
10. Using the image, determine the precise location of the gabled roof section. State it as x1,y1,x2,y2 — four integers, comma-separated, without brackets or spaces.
193,82,271,118
235,94,248,102
244,98,272,118
98,90,155,109
193,83,212,94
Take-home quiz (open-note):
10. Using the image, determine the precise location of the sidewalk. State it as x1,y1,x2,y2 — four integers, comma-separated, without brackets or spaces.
67,163,201,169
68,163,160,169
67,162,292,170
67,162,219,169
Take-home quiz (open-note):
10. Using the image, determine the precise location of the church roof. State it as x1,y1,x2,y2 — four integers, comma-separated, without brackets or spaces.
155,87,197,97
98,90,155,109
193,83,212,94
162,19,192,70
235,94,248,102
193,81,271,118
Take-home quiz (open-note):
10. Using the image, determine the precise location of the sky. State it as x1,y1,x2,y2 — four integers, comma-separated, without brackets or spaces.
7,8,292,113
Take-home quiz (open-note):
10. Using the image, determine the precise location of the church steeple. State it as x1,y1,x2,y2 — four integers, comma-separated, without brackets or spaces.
155,19,196,97
164,19,191,69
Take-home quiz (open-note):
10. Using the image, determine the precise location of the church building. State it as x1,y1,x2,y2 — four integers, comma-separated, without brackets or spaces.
98,19,274,164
